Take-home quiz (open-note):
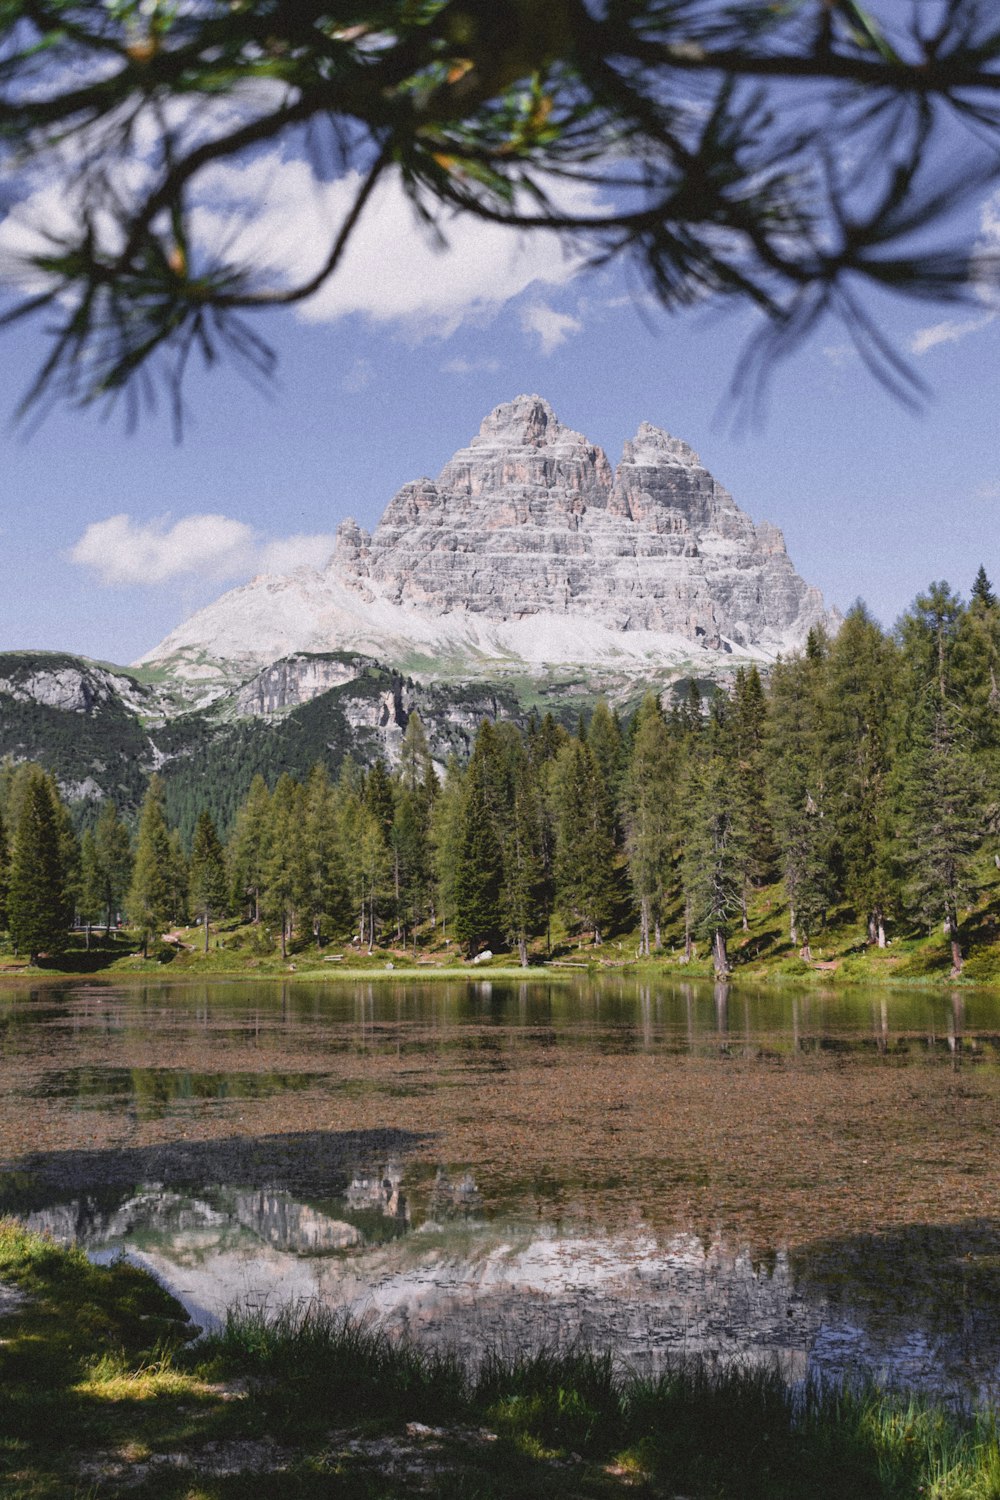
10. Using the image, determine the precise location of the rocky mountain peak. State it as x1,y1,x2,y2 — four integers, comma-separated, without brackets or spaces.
623,422,702,469
473,394,563,449
138,396,835,694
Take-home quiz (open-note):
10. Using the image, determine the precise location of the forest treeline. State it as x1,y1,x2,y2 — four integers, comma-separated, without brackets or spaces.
0,572,997,976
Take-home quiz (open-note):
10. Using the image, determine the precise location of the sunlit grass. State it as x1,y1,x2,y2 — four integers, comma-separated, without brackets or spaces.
2,1223,1000,1496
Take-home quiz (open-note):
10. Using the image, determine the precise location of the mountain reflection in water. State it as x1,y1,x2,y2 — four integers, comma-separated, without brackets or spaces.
19,1166,1000,1408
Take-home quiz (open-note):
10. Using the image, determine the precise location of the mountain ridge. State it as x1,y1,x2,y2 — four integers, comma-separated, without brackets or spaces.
138,396,834,705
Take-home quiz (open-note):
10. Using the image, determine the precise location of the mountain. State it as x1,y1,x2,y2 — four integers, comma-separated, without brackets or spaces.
0,398,835,830
138,396,832,704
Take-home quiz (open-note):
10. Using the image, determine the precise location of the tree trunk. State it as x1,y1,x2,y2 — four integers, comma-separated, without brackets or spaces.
654,915,662,951
946,910,963,974
204,911,210,954
712,928,729,979
789,904,798,947
639,895,650,958
867,915,877,945
741,887,749,933
877,917,887,949
280,917,287,960
518,934,528,968
683,897,692,963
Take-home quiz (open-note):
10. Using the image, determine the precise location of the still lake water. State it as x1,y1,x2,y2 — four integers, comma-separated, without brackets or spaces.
0,976,998,1404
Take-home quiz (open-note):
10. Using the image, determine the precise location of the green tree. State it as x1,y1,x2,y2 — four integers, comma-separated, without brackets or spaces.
0,806,9,933
897,696,983,975
263,774,309,959
189,811,228,952
500,738,548,967
452,733,505,957
93,800,133,936
430,757,466,945
7,768,68,962
766,653,834,959
552,739,618,946
127,775,174,958
228,774,271,922
622,693,673,957
823,605,900,946
681,707,745,978
304,763,350,947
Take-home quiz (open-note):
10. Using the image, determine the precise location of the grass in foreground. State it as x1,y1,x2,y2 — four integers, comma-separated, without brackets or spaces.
2,1222,1000,1498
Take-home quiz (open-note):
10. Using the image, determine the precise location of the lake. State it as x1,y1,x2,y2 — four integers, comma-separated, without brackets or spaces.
0,976,997,1405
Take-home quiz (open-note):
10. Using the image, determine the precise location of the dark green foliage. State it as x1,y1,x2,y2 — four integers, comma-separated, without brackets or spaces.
552,739,619,945
127,775,175,956
897,696,983,972
7,768,69,960
188,811,228,950
452,727,505,956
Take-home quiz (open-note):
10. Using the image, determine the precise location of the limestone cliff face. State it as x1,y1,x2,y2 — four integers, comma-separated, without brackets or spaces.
331,395,826,649
138,395,833,696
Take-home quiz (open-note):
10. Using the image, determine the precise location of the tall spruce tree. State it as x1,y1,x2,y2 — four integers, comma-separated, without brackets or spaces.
128,775,175,957
500,738,547,966
824,605,900,946
453,730,504,956
7,768,68,962
263,774,309,959
623,693,673,956
189,811,228,952
897,695,982,975
228,775,271,922
682,706,745,978
430,757,466,944
0,806,8,934
304,763,350,946
552,739,618,946
93,800,132,936
766,654,834,958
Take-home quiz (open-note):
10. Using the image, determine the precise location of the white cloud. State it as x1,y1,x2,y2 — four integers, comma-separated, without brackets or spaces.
340,356,374,393
191,157,600,335
909,188,1000,355
70,513,336,587
909,312,995,356
442,356,501,375
520,302,584,354
821,343,853,369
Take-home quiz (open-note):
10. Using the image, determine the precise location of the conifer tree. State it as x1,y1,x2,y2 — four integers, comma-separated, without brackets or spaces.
128,774,174,957
7,768,68,962
766,655,834,958
189,811,228,952
263,774,309,958
0,807,9,933
304,763,349,946
453,735,504,956
623,693,673,956
682,706,745,977
228,774,271,922
587,700,626,833
729,665,776,926
824,605,899,945
552,739,618,946
78,829,102,947
93,800,132,935
897,696,982,975
500,738,547,966
430,757,466,943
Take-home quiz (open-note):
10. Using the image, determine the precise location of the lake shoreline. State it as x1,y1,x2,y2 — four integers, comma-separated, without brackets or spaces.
2,1220,999,1500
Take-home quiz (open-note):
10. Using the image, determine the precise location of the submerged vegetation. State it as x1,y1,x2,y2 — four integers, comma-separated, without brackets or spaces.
1,1220,999,1499
3,572,1000,985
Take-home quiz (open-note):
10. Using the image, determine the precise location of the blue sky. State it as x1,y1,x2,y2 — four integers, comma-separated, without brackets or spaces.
2,171,999,669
